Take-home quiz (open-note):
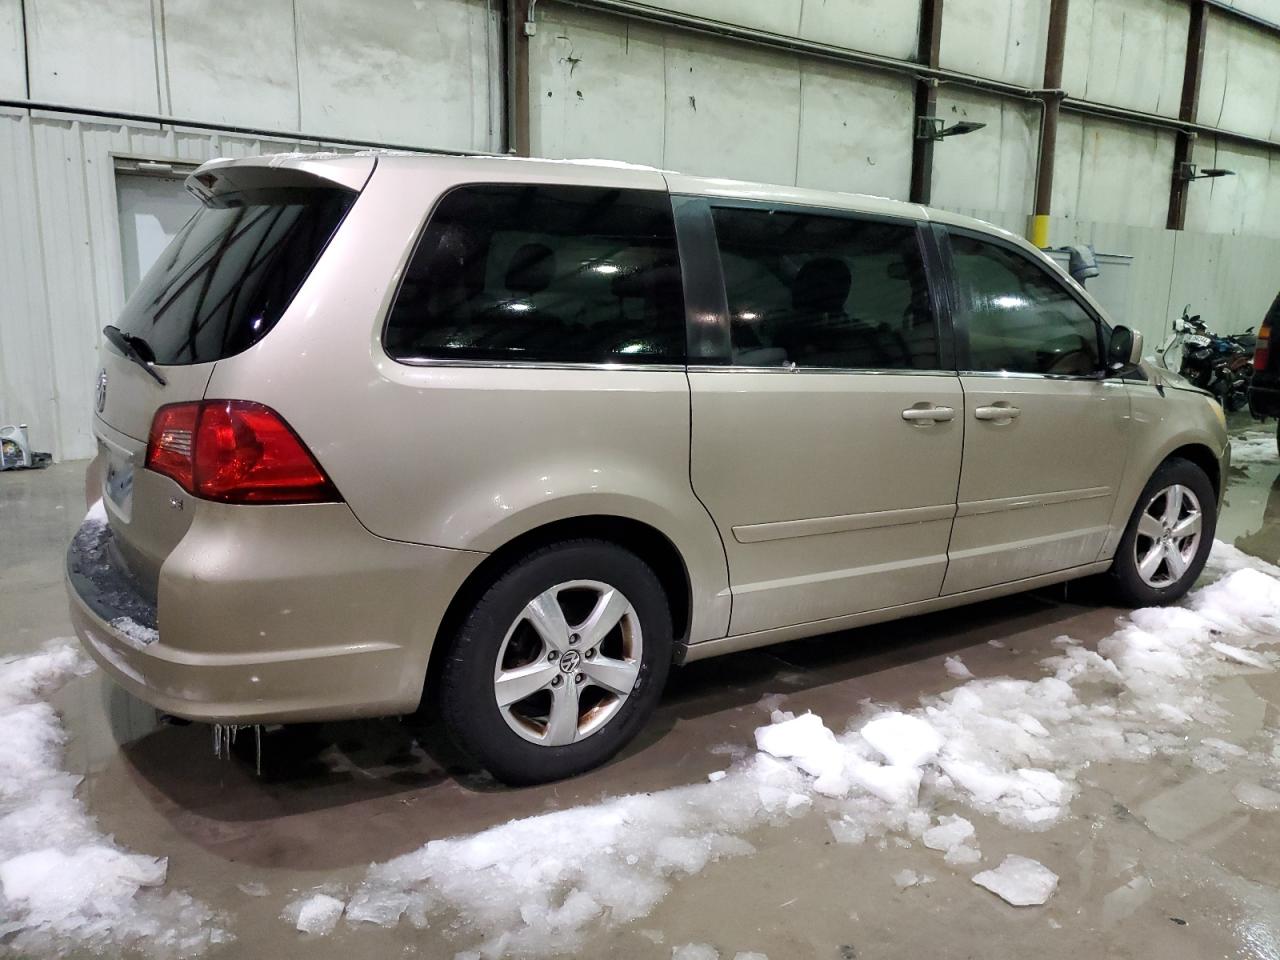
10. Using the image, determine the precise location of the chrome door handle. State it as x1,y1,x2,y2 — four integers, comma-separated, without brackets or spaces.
901,405,956,422
974,404,1021,421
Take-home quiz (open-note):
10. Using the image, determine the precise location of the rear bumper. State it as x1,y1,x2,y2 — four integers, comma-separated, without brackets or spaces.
66,502,484,724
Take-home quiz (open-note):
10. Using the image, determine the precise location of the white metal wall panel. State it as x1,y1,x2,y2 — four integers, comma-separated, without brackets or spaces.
25,0,159,114
1167,230,1280,334
1198,10,1280,142
1040,215,1280,344
0,111,58,460
795,62,913,199
0,0,24,98
939,0,1050,88
163,0,301,131
529,6,667,165
1062,0,1187,117
558,0,919,60
930,90,1038,221
1050,114,1176,228
662,34,801,183
295,0,500,150
796,0,919,60
636,0,802,36
530,4,914,195
1218,0,1280,29
1184,137,1280,239
0,114,320,461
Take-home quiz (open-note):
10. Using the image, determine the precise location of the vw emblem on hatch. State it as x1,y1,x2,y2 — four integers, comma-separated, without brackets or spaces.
95,369,108,413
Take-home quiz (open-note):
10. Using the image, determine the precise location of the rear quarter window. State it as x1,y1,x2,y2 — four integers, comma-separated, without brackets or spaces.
383,184,686,365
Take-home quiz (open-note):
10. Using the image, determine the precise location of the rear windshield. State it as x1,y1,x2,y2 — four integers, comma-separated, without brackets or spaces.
115,186,354,365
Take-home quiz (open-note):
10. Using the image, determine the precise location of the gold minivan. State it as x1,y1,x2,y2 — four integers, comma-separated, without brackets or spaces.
67,154,1229,783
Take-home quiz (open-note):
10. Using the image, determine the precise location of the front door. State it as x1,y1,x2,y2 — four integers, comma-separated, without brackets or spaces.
685,201,964,636
940,229,1130,595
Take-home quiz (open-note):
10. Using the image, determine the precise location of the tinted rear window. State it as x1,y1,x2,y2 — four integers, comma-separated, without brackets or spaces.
116,187,354,365
384,184,685,365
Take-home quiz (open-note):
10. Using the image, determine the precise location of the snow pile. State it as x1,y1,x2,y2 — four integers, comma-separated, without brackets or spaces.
292,542,1280,957
1230,430,1275,466
971,855,1058,906
0,641,226,956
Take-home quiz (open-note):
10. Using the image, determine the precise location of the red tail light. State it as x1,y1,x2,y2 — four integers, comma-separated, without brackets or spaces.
146,401,339,504
1255,320,1271,371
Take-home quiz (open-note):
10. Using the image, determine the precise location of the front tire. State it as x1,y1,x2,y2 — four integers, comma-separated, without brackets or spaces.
1109,457,1216,607
440,539,672,785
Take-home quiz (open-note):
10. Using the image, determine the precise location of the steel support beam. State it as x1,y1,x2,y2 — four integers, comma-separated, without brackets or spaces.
1168,0,1208,230
909,0,944,204
506,0,533,156
1030,0,1069,247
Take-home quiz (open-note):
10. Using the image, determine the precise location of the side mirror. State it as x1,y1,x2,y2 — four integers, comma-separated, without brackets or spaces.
1107,326,1143,373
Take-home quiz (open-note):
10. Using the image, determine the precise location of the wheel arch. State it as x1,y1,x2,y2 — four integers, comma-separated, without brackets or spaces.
1164,442,1222,498
421,515,694,712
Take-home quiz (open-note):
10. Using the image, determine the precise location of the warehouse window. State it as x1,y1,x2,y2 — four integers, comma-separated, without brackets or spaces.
950,234,1101,376
710,206,938,370
384,184,685,365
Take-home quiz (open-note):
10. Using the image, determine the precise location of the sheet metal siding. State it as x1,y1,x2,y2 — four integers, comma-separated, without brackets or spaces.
0,112,330,462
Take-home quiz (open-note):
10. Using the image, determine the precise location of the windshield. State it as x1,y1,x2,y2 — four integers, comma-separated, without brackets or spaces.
115,186,354,365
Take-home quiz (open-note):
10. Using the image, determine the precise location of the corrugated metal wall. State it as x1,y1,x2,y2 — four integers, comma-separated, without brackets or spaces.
0,0,503,461
4,0,1280,461
0,111,359,460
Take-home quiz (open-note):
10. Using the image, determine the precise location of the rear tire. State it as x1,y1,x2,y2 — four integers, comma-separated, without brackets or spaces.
440,539,672,785
1109,457,1216,607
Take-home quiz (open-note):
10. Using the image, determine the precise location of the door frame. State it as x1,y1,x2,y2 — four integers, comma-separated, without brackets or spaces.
670,194,957,373
930,223,1114,379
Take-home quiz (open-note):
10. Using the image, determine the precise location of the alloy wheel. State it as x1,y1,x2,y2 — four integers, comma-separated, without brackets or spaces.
1133,483,1203,588
492,580,643,746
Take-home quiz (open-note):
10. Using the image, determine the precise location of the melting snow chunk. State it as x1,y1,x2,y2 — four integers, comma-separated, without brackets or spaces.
945,656,975,680
1233,780,1280,811
673,944,719,960
859,712,943,768
291,893,345,935
1210,642,1272,670
922,815,980,864
754,712,844,784
972,855,1058,906
892,869,923,888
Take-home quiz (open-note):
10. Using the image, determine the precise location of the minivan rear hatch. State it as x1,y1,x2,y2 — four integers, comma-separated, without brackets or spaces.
91,155,373,592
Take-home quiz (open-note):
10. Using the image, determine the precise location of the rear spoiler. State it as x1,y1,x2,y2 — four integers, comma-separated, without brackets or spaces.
185,154,377,204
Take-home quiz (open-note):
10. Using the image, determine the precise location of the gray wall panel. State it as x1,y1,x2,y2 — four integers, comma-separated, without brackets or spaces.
661,34,801,183
931,90,1038,223
940,0,1050,88
163,0,300,130
0,0,25,99
26,0,159,114
295,0,499,150
530,7,666,165
1198,10,1280,142
1062,0,1187,117
795,62,913,199
1051,114,1176,229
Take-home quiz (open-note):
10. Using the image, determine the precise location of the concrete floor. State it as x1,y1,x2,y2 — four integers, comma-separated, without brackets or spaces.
4,426,1280,959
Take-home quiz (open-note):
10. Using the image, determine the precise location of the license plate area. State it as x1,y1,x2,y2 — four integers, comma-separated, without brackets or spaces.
103,442,135,520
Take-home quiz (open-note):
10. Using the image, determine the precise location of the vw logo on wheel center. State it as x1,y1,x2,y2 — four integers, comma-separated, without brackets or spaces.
558,649,581,674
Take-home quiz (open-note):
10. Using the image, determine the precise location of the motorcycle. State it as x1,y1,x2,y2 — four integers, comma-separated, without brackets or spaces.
1154,305,1253,412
